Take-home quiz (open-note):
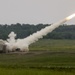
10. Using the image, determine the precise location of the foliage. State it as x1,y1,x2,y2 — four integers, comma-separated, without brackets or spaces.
0,24,75,40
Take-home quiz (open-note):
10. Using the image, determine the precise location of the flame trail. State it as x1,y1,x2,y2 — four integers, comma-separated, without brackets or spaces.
5,13,75,51
66,14,75,20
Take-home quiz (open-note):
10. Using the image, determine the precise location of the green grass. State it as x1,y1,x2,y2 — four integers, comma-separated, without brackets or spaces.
30,39,75,51
0,39,75,75
0,68,75,75
0,52,75,68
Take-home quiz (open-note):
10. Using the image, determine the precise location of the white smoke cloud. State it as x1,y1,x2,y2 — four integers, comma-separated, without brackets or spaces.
5,32,17,51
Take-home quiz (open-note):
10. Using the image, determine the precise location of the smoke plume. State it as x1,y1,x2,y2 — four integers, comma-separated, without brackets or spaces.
5,32,17,51
5,14,75,51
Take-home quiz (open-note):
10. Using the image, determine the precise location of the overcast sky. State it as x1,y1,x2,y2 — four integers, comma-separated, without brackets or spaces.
0,0,75,25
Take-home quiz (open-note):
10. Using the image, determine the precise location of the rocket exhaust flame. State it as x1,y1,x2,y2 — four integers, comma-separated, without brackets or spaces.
5,13,75,52
66,13,75,20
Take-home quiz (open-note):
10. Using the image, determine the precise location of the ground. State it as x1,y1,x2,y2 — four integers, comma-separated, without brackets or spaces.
0,39,75,75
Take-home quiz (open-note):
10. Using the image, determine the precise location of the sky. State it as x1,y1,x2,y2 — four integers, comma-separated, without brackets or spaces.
0,0,75,25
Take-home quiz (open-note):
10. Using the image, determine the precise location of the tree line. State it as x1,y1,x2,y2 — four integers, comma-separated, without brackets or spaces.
0,23,75,40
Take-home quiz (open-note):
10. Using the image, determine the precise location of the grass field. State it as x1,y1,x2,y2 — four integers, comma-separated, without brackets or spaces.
0,39,75,75
0,68,75,75
30,39,75,51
